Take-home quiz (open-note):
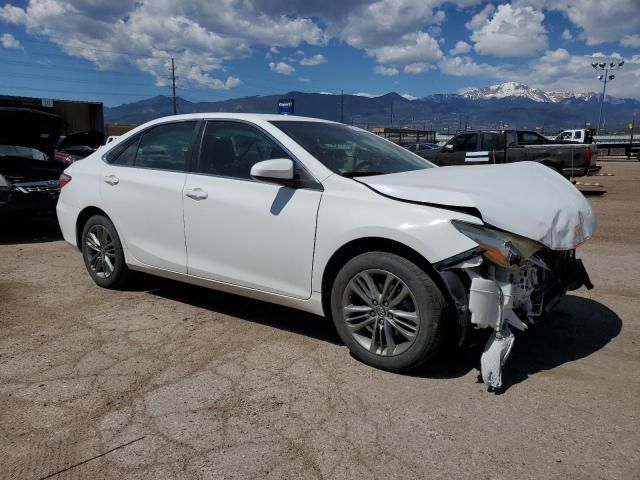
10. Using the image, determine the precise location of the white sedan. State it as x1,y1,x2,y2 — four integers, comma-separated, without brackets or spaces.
56,114,595,390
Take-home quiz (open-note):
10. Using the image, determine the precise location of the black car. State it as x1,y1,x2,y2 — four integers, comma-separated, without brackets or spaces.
0,108,66,217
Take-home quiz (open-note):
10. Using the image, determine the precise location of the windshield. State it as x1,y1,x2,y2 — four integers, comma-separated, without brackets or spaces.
0,145,48,161
271,121,433,177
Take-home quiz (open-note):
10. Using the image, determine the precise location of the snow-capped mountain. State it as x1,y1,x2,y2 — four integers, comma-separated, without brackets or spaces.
460,82,598,103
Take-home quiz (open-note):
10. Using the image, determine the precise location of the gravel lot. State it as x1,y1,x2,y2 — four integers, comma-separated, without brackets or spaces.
1,162,639,479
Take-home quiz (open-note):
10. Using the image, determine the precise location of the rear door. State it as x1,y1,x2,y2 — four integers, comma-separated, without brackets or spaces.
478,132,506,163
100,121,198,273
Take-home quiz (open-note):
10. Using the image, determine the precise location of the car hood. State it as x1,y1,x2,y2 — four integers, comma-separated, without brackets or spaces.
357,162,595,250
0,108,64,158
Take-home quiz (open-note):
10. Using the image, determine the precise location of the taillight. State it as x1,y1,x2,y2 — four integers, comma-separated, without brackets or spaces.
59,173,72,188
585,146,592,163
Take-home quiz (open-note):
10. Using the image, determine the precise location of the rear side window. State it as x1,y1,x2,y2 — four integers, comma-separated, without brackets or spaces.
106,122,197,171
518,131,546,145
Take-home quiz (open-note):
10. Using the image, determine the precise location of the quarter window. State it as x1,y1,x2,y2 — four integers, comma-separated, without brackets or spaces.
197,121,289,179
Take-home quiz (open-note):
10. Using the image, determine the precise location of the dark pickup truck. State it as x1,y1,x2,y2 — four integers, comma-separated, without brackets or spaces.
418,130,598,177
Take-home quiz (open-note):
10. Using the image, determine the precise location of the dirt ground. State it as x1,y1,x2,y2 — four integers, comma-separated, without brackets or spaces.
1,162,639,480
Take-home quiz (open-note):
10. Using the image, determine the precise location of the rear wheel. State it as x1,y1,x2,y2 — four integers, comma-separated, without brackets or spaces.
330,252,447,372
81,215,131,289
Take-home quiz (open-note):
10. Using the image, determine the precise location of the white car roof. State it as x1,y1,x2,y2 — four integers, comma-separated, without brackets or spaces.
145,113,339,125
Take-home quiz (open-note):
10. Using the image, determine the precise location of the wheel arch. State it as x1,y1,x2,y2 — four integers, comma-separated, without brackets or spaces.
320,237,455,323
75,206,112,249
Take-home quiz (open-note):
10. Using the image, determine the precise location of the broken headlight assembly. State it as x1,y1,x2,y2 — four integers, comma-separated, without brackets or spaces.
451,220,543,270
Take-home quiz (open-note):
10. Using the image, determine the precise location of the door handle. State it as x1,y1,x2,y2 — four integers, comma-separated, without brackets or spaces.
185,188,208,200
104,174,119,186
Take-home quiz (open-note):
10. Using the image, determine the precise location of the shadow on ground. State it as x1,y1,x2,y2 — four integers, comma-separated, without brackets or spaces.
148,279,342,346
148,280,621,390
0,214,62,245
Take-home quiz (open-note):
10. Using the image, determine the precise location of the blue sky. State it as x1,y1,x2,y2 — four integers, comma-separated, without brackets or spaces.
1,0,639,106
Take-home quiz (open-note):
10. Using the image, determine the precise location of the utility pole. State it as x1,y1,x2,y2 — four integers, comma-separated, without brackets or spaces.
170,58,177,115
629,117,635,160
390,100,394,127
340,90,344,123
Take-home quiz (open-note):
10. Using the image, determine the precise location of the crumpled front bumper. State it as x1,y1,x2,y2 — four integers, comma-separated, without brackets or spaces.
436,248,593,391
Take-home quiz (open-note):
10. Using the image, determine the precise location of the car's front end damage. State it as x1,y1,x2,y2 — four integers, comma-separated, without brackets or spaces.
435,222,594,391
357,161,596,390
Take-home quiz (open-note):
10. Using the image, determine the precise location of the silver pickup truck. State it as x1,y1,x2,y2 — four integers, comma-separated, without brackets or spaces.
418,130,599,178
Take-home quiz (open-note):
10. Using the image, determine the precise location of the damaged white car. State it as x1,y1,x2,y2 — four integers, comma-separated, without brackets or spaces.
56,114,594,390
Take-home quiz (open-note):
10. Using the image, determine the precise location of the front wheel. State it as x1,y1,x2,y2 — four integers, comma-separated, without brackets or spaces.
330,252,447,372
81,215,132,289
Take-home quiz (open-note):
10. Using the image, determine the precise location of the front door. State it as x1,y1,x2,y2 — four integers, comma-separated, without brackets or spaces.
439,133,479,166
182,120,322,299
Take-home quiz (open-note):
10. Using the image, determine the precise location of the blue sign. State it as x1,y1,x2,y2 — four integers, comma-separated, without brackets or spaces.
278,98,294,115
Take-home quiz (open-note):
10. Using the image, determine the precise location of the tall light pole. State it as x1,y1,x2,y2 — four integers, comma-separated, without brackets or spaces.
592,59,624,134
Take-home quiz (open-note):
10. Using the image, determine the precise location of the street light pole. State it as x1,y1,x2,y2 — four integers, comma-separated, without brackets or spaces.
592,59,624,135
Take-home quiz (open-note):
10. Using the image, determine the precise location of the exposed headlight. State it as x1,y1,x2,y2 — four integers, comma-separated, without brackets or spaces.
0,174,9,188
451,220,543,269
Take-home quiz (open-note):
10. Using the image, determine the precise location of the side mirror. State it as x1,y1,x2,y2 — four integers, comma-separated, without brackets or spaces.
250,158,295,184
443,144,454,153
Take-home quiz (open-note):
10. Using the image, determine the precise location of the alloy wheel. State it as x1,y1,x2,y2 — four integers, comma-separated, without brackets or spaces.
342,269,420,356
85,224,117,279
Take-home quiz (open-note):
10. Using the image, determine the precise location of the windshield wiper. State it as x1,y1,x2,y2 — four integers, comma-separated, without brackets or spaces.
341,171,384,178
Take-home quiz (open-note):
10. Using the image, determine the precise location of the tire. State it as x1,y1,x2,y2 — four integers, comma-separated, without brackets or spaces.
330,251,447,372
81,215,132,289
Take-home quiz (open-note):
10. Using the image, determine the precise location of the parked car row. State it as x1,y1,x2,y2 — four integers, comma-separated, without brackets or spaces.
0,108,107,217
55,113,595,391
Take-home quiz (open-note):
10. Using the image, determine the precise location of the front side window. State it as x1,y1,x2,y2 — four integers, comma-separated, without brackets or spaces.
106,122,196,170
449,133,478,152
197,121,290,179
479,132,504,151
271,121,431,177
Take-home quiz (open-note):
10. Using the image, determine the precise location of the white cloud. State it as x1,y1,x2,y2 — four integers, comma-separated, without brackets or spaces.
1,32,22,49
404,62,430,74
465,4,494,31
562,29,573,41
521,0,640,47
439,55,505,77
442,48,640,99
367,31,442,66
298,76,310,82
374,65,399,76
621,34,640,48
269,61,295,75
300,53,327,66
449,40,471,55
470,4,547,58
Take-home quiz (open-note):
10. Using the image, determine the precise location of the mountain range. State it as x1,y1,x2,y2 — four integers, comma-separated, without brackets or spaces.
105,82,640,132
